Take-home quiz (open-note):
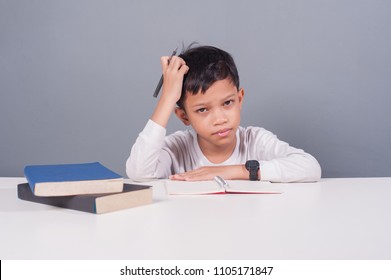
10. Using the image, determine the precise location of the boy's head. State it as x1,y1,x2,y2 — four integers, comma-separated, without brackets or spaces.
174,45,244,155
177,45,240,109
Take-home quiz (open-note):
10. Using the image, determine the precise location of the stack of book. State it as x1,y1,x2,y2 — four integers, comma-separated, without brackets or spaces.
18,162,152,214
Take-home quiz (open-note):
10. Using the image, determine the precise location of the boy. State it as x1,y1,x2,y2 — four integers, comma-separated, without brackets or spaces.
126,45,321,182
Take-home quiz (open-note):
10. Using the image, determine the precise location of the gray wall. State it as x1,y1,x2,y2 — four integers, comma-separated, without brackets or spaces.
1,0,390,178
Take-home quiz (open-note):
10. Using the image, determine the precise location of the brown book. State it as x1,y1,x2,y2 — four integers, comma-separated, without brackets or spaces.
17,183,152,214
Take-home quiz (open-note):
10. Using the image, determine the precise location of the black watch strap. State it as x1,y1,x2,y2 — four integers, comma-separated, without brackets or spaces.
245,160,260,181
249,169,259,181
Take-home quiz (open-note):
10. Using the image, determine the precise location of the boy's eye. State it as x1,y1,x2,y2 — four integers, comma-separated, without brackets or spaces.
196,108,207,113
224,100,234,106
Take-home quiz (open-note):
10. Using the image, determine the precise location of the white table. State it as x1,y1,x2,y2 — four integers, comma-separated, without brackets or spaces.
1,177,390,259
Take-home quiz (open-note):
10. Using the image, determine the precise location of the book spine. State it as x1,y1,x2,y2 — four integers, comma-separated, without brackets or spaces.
23,166,37,193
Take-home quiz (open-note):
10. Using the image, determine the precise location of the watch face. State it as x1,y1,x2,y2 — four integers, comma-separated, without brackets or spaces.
246,160,259,181
246,160,259,170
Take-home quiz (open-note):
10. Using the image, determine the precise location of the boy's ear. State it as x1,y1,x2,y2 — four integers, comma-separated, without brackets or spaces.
238,88,244,108
174,107,191,126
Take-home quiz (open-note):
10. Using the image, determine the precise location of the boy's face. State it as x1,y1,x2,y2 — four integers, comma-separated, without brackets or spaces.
175,79,244,155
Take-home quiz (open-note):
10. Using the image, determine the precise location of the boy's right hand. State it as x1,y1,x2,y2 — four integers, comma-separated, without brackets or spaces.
160,56,189,103
150,56,189,128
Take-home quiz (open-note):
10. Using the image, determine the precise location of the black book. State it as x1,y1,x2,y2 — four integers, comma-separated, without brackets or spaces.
17,183,152,214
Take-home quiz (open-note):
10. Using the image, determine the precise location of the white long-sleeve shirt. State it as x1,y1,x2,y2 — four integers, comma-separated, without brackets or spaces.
126,119,321,182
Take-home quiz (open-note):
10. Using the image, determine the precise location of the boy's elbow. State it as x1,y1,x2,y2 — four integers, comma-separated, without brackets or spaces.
126,166,139,181
307,166,322,182
304,157,322,182
126,158,159,182
288,154,322,183
126,168,154,182
314,162,322,181
126,164,147,182
126,158,143,181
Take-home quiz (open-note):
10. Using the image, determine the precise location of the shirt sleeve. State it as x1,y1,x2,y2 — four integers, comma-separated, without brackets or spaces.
126,119,172,181
249,128,322,182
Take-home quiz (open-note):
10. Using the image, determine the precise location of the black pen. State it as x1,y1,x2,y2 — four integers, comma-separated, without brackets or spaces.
153,47,178,98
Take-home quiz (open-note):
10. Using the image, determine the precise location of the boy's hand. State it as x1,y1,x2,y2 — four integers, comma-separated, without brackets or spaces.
169,165,248,181
151,56,189,128
161,56,189,103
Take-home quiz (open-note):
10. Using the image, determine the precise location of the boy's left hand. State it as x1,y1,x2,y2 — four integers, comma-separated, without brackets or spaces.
169,165,247,181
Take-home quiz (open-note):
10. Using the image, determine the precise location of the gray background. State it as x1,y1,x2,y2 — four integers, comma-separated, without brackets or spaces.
1,0,390,178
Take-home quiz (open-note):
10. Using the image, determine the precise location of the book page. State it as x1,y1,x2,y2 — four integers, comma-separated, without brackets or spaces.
225,180,281,194
165,180,222,195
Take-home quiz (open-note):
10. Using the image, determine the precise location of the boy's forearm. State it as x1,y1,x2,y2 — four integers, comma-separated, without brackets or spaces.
170,164,253,181
230,164,250,180
151,95,177,128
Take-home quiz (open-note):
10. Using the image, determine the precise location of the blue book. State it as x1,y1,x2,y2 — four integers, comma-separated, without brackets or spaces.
24,162,123,197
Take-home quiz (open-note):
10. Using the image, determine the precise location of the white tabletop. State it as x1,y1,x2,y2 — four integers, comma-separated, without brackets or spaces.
1,177,390,260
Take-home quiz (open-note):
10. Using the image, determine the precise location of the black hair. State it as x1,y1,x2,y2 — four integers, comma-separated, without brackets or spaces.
177,44,240,109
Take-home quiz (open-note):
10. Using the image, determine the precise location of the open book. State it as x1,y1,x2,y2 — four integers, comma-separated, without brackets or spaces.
165,176,281,195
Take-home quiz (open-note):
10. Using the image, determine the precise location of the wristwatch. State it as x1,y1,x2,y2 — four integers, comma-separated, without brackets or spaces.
245,160,260,181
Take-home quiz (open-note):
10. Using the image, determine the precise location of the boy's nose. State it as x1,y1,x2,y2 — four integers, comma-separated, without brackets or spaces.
213,108,228,125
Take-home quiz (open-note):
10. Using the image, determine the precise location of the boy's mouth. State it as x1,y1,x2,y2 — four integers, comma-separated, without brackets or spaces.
213,128,231,137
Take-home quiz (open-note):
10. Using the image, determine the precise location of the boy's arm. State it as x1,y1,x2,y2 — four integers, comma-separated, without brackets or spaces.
169,165,249,181
126,119,171,181
126,56,188,181
170,129,321,182
252,130,321,182
151,56,189,128
170,154,320,182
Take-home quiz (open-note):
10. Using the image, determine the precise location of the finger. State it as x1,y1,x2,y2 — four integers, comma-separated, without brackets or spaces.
170,172,196,181
160,56,170,71
179,64,190,75
169,174,186,181
182,171,213,181
167,56,185,71
184,174,212,181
